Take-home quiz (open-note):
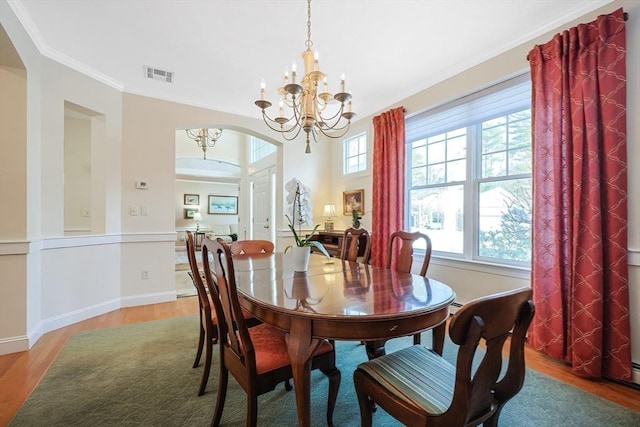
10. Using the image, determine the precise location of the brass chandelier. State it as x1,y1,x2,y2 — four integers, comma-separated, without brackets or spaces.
185,128,223,159
254,0,356,153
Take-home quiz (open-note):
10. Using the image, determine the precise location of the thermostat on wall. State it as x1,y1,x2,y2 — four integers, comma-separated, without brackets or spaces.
135,180,149,189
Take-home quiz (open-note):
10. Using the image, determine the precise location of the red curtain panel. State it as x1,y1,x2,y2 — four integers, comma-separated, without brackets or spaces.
528,8,631,381
371,107,405,268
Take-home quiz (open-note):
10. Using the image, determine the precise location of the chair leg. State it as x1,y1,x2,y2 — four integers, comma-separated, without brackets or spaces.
193,312,205,368
483,402,508,427
364,339,387,360
353,370,374,427
321,366,341,427
413,332,421,345
198,333,213,396
284,379,292,391
211,365,228,427
247,394,258,427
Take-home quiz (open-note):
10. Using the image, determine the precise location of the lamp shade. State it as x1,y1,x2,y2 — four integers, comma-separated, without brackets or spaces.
192,212,203,221
323,204,337,218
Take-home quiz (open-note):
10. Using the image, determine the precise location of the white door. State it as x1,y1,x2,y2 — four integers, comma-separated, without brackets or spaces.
251,169,273,241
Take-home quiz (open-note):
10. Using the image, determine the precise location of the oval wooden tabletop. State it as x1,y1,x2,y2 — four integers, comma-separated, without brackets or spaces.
232,253,456,340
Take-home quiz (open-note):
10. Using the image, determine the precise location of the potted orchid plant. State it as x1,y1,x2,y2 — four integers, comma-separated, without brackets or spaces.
284,183,330,271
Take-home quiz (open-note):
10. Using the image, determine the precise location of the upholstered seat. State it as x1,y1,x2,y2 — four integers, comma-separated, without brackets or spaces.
248,323,334,374
354,287,535,427
230,239,274,255
357,345,454,415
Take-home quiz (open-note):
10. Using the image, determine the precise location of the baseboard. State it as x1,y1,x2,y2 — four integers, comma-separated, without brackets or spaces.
0,298,121,355
0,334,30,355
632,363,640,385
0,293,176,355
120,291,176,307
40,298,122,335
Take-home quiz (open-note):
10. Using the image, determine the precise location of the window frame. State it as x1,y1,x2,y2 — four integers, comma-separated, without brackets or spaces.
405,74,532,268
342,132,368,176
249,136,276,164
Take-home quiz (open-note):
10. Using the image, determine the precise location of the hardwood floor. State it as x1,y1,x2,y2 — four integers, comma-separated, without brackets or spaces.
1,297,638,425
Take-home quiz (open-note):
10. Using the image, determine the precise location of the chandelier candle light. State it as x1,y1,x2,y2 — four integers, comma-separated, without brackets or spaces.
185,128,223,160
255,0,356,153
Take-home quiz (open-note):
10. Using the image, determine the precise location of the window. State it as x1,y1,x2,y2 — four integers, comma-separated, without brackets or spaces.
343,133,367,175
250,136,276,164
406,75,531,265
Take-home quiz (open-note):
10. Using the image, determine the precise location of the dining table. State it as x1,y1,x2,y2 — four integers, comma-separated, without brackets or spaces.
231,252,456,427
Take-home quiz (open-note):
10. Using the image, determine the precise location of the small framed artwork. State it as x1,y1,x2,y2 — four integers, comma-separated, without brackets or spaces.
343,189,364,215
184,194,199,205
208,195,238,215
184,208,199,219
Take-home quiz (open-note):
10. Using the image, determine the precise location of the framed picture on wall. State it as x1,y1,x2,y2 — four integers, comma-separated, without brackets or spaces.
184,194,199,205
343,189,364,215
184,208,199,219
208,195,238,215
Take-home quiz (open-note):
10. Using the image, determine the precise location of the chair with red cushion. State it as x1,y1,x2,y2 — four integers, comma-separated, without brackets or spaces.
354,287,534,427
229,239,274,255
185,231,260,396
201,237,341,427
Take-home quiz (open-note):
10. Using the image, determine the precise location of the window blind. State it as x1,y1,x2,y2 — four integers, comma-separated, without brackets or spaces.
406,74,531,142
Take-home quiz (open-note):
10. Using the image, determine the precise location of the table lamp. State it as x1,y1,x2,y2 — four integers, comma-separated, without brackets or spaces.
192,212,203,231
322,204,337,232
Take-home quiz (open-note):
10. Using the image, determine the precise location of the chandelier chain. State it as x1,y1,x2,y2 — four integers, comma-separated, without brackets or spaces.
305,0,313,50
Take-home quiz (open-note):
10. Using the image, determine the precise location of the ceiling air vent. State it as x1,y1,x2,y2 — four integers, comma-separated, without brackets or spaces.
143,65,173,83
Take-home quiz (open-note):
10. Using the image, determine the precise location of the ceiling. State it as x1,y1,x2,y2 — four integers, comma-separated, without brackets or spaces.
9,0,613,122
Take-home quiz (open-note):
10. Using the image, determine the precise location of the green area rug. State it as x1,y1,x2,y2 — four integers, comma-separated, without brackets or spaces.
10,315,639,426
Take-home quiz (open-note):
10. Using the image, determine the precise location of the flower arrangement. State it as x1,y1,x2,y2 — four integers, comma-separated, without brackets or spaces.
284,182,330,257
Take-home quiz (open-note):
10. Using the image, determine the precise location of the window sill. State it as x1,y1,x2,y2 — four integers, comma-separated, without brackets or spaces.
428,254,531,280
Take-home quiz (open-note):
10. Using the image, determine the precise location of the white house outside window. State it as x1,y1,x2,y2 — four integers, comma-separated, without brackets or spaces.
343,133,367,175
405,75,532,266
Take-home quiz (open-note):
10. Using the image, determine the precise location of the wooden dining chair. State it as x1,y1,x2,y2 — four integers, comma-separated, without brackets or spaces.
364,230,435,359
230,239,274,255
184,230,216,396
340,228,371,264
389,230,434,343
354,287,534,427
387,230,432,277
185,231,260,396
201,237,341,427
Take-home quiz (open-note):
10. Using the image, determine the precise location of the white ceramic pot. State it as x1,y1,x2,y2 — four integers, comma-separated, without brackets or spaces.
291,246,311,272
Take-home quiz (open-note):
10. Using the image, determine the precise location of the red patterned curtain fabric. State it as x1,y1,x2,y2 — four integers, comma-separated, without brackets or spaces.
371,107,405,268
528,8,630,381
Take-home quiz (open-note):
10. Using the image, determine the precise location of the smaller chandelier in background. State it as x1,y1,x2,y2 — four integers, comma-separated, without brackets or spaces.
185,128,223,159
255,0,356,154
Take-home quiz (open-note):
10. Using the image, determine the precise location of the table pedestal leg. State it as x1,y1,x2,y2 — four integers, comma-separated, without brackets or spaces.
286,317,321,427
